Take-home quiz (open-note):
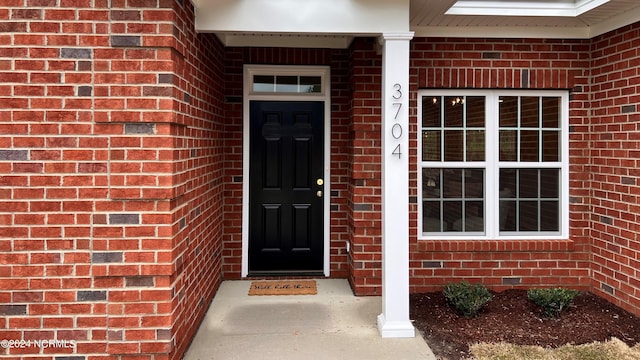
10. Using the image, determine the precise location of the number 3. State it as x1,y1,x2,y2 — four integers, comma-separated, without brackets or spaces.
392,83,402,99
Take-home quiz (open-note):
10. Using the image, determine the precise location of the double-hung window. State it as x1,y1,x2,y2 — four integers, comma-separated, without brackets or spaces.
418,90,569,239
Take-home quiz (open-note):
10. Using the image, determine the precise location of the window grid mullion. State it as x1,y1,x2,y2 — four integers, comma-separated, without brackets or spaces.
539,97,543,163
463,96,467,162
486,96,498,237
461,173,466,231
537,170,542,231
516,96,520,162
515,169,520,232
440,98,445,162
439,169,444,232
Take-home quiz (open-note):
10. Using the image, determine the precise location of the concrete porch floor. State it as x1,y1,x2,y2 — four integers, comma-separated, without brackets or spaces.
184,279,437,360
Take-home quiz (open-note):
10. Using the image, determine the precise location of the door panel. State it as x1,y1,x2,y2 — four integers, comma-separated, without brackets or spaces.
249,101,324,274
292,204,311,250
263,139,281,189
262,204,282,250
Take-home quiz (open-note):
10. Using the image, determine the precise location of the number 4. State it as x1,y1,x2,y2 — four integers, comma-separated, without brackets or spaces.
392,144,402,159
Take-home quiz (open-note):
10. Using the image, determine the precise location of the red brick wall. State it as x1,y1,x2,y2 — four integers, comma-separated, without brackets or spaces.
589,22,640,315
343,37,596,295
408,37,593,292
167,3,225,359
0,1,224,359
348,38,384,295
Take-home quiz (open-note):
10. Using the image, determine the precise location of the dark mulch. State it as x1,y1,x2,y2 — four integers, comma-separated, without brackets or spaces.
411,289,640,360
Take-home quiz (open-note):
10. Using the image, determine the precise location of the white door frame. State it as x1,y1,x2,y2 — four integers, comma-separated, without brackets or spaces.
241,64,332,277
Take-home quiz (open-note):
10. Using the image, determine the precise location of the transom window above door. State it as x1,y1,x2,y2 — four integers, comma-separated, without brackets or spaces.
246,65,328,98
418,90,569,240
253,75,322,93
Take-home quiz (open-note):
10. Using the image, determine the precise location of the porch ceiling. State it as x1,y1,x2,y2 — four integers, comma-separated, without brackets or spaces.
191,0,410,48
412,0,640,39
191,0,640,47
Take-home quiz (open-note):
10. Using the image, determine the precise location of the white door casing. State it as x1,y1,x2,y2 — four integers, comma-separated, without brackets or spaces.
241,65,332,277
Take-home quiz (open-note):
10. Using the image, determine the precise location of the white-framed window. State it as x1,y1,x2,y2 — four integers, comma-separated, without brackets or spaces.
418,90,569,240
252,74,322,94
245,65,328,97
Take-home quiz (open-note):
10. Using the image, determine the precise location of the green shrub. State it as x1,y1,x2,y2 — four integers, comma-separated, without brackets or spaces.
527,287,580,318
443,281,493,317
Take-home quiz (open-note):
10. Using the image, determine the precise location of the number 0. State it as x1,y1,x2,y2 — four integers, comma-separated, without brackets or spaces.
391,123,402,139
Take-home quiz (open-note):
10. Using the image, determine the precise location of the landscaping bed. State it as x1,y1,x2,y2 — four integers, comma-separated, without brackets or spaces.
410,289,640,360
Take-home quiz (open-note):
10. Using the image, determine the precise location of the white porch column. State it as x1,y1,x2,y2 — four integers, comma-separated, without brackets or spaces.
377,32,415,338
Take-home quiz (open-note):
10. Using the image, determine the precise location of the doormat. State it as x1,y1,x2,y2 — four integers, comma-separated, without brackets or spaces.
248,280,317,296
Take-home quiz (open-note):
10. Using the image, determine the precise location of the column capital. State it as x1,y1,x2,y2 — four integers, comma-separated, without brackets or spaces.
379,32,415,43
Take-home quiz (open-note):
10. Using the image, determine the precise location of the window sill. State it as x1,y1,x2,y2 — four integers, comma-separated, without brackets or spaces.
415,238,574,252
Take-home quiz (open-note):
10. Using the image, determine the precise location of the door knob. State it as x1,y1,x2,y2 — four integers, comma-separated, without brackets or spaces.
316,190,323,198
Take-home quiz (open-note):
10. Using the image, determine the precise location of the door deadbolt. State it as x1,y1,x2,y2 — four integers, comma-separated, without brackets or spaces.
317,178,324,186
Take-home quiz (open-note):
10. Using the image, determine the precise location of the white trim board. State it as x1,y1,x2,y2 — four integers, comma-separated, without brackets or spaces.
193,0,410,35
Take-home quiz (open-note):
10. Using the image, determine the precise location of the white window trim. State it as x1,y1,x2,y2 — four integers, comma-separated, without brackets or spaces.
417,90,570,240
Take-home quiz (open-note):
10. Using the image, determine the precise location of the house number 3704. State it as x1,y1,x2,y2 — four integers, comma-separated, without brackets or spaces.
391,83,403,159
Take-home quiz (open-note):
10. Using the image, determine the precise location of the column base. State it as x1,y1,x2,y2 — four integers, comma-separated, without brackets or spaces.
377,313,416,338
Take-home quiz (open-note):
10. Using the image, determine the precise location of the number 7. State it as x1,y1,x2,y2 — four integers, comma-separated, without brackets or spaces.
393,102,402,120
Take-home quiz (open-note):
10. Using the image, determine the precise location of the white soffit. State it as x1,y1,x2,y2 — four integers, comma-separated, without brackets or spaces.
217,33,354,49
446,0,611,17
192,0,410,48
411,0,640,39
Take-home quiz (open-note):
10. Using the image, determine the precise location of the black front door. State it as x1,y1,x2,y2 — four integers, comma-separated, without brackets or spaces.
249,101,325,274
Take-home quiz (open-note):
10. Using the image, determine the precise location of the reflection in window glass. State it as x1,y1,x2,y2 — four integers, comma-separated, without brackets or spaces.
540,201,559,231
499,96,518,127
521,97,540,127
444,96,464,127
276,76,298,92
543,131,559,162
498,96,561,163
499,130,517,161
253,75,274,92
466,97,485,127
466,130,485,161
300,76,321,93
444,130,464,162
425,96,486,162
422,97,441,127
519,130,539,162
422,131,441,161
542,97,560,128
422,168,485,233
499,168,560,232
